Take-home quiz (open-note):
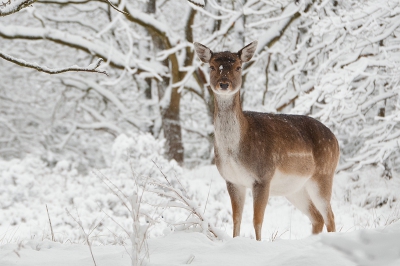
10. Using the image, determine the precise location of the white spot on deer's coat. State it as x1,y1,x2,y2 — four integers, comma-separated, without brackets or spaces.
287,152,312,157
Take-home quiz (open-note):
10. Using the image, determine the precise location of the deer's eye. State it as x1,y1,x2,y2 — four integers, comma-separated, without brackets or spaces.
210,66,216,71
236,67,241,71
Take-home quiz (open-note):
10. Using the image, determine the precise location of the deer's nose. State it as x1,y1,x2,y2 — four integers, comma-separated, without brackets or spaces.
220,83,229,90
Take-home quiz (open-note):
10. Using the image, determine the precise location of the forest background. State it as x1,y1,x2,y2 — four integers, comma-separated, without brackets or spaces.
1,0,399,174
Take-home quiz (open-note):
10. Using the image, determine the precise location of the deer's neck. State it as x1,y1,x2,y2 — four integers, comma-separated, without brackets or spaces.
214,93,247,151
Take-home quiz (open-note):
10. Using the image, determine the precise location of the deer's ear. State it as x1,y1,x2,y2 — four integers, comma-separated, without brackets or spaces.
238,41,258,62
194,42,212,63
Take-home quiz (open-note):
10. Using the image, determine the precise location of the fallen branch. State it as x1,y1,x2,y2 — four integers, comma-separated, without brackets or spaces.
0,51,107,75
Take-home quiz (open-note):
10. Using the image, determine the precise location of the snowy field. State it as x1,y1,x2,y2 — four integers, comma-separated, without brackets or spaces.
1,223,400,266
1,134,399,265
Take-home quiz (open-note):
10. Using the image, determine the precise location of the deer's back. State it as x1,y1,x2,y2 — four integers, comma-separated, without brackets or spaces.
214,111,339,190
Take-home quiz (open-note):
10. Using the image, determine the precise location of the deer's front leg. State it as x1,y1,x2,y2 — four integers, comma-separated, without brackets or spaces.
226,182,246,238
252,181,270,241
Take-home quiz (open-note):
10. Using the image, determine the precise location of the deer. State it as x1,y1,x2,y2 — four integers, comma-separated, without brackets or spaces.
193,41,340,241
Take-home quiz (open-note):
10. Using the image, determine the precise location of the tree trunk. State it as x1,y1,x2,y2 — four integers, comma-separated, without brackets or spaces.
162,86,183,163
147,0,184,164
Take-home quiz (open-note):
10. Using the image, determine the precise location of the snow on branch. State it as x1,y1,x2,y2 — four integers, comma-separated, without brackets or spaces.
0,51,107,75
61,77,148,130
247,1,304,27
256,1,303,53
201,11,243,45
124,3,170,38
151,181,228,240
0,23,127,67
187,0,205,8
0,0,37,16
38,0,93,4
0,23,165,77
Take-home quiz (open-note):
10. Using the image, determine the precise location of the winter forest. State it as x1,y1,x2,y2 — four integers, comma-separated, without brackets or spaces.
1,0,400,265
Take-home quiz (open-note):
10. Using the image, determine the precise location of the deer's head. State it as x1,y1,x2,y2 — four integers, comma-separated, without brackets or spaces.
194,41,257,96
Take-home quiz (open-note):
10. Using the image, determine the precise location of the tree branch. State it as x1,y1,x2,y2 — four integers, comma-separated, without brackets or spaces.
38,0,92,4
124,3,170,39
187,0,204,8
0,51,107,75
123,2,181,88
0,23,163,76
102,0,129,16
0,0,37,16
243,1,314,73
61,77,147,130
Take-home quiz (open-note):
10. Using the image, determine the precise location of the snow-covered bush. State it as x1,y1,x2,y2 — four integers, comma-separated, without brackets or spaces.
107,133,227,239
0,132,226,247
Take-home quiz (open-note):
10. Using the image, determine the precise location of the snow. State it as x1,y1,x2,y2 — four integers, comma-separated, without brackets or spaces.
1,223,400,265
1,145,399,265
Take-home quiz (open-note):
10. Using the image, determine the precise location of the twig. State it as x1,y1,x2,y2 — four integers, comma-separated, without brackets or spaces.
0,51,108,75
148,179,226,240
0,0,37,16
187,0,205,8
66,209,97,266
186,254,195,264
203,180,212,214
152,160,172,186
46,205,55,241
270,230,278,242
93,170,131,211
172,172,189,197
95,168,151,265
103,0,130,16
101,210,131,237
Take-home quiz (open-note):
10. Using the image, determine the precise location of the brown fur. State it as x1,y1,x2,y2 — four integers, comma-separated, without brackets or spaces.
194,41,340,240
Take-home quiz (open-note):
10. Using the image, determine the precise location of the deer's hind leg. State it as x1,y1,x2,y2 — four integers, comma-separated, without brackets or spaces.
286,186,325,234
306,174,336,233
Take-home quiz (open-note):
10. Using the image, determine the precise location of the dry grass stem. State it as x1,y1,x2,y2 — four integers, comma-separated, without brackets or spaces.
46,205,55,241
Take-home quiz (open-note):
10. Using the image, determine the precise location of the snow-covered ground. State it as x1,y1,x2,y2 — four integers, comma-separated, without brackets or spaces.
1,136,399,265
2,221,400,266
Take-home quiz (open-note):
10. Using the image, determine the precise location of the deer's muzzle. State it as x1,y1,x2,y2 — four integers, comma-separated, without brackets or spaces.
219,83,229,90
